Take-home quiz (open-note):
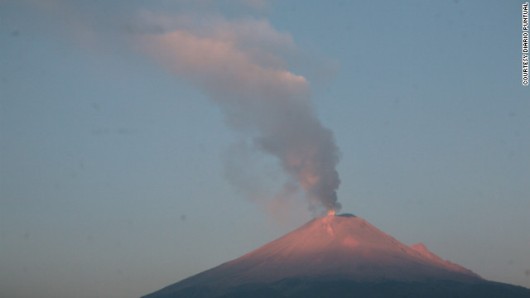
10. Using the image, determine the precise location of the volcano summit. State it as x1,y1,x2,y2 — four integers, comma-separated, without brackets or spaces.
144,214,530,298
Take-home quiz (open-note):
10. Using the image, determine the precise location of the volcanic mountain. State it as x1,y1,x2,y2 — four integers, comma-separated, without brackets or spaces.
144,214,530,298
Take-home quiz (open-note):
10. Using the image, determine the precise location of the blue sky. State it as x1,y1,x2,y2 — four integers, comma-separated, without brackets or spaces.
1,1,529,297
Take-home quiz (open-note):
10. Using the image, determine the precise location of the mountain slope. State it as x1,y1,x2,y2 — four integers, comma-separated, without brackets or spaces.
143,214,530,298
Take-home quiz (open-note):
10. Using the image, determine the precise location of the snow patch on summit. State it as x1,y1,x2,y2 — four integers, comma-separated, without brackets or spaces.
342,236,359,248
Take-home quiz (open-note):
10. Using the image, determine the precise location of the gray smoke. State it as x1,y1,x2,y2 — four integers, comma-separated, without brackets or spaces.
141,15,341,212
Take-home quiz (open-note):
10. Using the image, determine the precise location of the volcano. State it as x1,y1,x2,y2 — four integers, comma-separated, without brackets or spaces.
144,214,530,298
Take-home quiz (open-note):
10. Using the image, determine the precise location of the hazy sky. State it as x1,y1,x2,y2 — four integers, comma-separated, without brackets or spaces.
1,1,529,297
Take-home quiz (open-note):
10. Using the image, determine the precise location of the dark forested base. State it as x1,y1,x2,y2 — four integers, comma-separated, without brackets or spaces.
144,278,530,298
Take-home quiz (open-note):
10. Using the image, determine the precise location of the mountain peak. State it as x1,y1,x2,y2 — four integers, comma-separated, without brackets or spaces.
144,214,530,298
167,214,480,291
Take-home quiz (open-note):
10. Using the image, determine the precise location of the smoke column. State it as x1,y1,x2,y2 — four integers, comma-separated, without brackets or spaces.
141,16,341,212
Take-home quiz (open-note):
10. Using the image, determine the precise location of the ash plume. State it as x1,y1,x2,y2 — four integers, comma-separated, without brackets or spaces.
141,15,341,213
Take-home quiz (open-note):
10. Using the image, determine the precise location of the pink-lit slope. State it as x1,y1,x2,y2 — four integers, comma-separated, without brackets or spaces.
176,214,481,288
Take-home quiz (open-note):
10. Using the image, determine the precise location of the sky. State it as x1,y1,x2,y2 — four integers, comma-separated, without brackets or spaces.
1,1,529,297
